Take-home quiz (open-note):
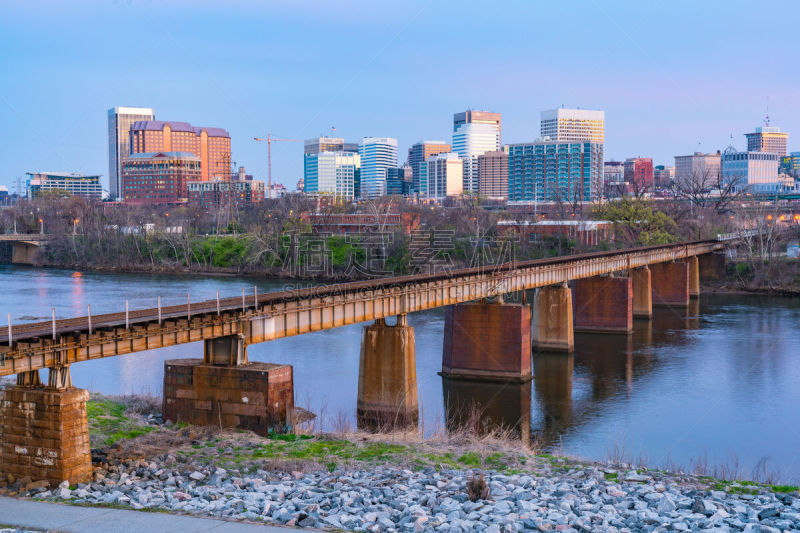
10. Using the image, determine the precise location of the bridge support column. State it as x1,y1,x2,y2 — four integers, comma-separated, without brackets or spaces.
357,316,418,429
203,334,247,366
532,283,574,353
688,256,700,298
573,275,633,334
632,266,653,319
441,302,532,382
11,242,38,265
699,252,726,281
163,355,293,434
650,261,689,307
0,365,92,486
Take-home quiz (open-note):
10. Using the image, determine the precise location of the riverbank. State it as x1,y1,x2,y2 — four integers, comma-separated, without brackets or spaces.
1,394,798,532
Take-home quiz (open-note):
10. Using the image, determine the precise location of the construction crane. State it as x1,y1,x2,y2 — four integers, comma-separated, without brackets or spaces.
254,134,302,199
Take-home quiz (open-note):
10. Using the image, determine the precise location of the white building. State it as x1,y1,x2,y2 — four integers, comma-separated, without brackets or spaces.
303,151,360,200
452,122,500,194
674,152,721,189
721,148,780,192
358,137,398,198
108,106,155,200
26,172,103,199
540,108,604,143
424,152,463,198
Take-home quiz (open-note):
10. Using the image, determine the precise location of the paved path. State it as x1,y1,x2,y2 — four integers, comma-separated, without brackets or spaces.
0,497,296,532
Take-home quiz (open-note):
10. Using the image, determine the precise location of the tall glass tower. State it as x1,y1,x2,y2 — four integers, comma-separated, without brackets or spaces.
358,137,398,198
108,106,155,200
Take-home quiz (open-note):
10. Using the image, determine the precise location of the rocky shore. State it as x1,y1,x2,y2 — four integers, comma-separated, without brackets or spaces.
5,441,800,532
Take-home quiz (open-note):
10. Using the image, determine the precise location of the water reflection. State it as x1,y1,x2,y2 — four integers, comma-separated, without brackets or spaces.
532,353,573,446
442,378,530,445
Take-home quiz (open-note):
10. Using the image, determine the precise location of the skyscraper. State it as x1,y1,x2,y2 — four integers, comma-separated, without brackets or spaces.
358,137,398,198
745,125,788,157
476,150,509,200
507,140,603,202
108,106,155,200
540,108,604,143
407,141,451,192
452,113,501,194
303,151,360,200
129,120,230,181
425,153,463,198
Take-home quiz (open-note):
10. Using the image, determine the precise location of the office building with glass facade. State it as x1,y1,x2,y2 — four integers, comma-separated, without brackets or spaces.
508,139,603,202
452,122,500,194
303,151,360,200
108,106,155,200
407,140,450,192
424,152,463,199
26,172,103,199
721,148,781,192
540,108,604,143
358,137,398,198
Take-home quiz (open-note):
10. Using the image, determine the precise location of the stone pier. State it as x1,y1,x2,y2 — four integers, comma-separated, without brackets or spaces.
573,275,633,334
163,335,294,434
441,302,532,382
532,284,574,353
699,252,726,281
688,256,700,298
0,367,92,486
632,266,653,319
650,261,689,307
357,316,418,429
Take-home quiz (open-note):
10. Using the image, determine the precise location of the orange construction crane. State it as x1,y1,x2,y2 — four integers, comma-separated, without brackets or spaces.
254,134,302,199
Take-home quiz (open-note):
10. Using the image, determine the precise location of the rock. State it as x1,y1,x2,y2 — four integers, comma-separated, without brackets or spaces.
757,506,780,520
189,471,205,481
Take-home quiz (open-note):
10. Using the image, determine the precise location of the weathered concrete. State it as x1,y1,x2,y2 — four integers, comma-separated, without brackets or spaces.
532,284,574,353
650,261,689,307
204,334,247,366
698,252,726,281
441,303,532,382
631,266,653,319
573,275,633,334
442,378,531,444
11,241,38,265
357,317,418,429
163,359,294,434
688,255,700,298
0,384,92,485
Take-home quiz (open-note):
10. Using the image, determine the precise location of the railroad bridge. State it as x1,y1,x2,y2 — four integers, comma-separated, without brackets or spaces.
0,239,728,484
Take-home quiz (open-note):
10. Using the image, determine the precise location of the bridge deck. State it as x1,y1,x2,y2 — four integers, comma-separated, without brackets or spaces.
0,239,723,377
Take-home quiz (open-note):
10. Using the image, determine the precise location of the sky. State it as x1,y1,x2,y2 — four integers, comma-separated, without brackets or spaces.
1,0,798,193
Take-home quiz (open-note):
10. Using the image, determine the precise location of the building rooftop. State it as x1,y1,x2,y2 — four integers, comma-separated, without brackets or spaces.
124,151,200,160
26,172,101,179
131,120,229,138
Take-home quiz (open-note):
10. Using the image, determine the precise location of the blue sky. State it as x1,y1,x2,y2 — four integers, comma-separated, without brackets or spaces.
1,0,798,193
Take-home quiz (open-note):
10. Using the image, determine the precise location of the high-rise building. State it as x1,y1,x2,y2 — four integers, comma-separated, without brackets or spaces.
386,166,413,197
653,165,675,187
721,147,780,192
540,108,604,143
453,110,502,142
623,157,654,190
358,137,398,198
188,179,265,209
452,121,500,194
745,125,788,156
674,152,721,189
303,151,360,200
476,150,509,200
303,136,358,155
507,140,603,203
108,106,155,200
424,152,463,199
26,172,103,199
780,152,800,178
129,120,230,181
407,141,451,192
121,151,201,204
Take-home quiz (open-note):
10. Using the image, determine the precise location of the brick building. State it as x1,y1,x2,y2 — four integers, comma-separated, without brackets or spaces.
187,178,265,209
122,151,200,204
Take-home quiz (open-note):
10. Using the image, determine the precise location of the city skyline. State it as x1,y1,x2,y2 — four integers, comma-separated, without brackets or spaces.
2,0,799,192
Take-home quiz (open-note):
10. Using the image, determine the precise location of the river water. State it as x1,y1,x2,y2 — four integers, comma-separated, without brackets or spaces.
1,264,799,483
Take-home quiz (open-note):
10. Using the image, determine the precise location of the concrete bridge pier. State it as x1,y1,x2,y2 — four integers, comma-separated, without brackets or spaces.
699,252,726,281
632,266,653,319
441,302,532,382
688,256,700,298
650,260,690,307
573,275,633,334
163,333,294,434
11,241,39,265
0,365,92,486
357,316,418,430
532,283,574,353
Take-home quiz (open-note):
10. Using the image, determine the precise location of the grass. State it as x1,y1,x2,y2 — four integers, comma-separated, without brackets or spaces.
86,395,157,447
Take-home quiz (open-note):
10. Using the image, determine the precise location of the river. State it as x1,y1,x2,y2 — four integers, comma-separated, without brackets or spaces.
1,264,799,483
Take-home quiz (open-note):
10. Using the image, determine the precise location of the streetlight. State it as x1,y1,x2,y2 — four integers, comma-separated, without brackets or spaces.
73,218,79,235
38,218,43,235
